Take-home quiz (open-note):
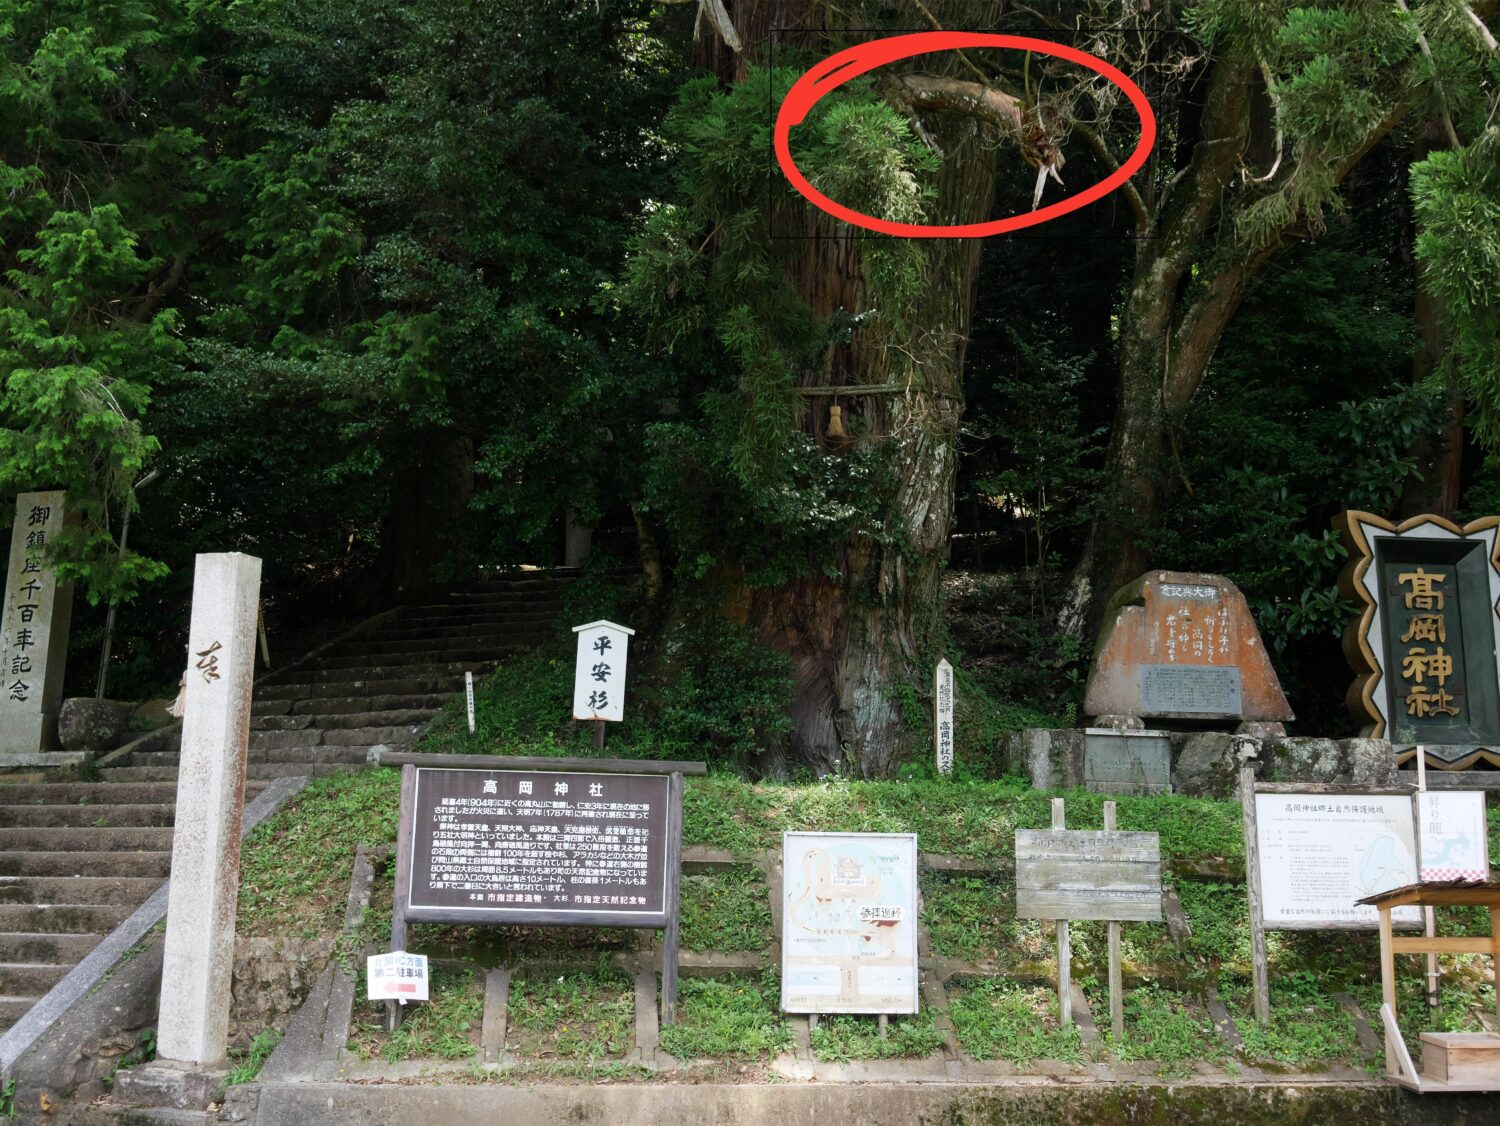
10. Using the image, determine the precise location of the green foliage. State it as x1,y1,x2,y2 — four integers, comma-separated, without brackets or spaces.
810,1011,944,1062
1413,131,1500,448
1101,984,1223,1073
657,972,792,1060
1226,974,1367,1068
679,869,774,953
352,965,482,1062
508,963,634,1061
225,1029,281,1087
655,615,794,762
949,979,1083,1063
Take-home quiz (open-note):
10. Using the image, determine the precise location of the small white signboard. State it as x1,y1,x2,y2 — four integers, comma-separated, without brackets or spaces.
781,831,919,1015
465,670,475,734
1255,793,1420,928
934,658,954,775
1419,791,1490,883
367,951,429,1002
571,620,634,723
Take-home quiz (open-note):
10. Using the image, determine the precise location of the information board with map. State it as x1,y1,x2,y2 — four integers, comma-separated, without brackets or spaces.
1255,793,1421,928
780,831,919,1014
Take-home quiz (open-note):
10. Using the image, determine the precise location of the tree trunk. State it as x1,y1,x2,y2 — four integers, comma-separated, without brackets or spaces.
697,2,998,776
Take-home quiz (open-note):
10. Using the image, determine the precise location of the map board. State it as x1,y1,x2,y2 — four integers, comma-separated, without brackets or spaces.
1419,791,1490,882
781,832,919,1015
1255,793,1420,928
1015,829,1162,922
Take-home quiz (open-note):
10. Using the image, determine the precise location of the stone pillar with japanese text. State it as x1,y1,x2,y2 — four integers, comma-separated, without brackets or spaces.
155,553,261,1074
0,491,76,754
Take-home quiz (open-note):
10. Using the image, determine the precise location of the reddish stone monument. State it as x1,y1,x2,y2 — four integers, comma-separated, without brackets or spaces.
1083,571,1293,725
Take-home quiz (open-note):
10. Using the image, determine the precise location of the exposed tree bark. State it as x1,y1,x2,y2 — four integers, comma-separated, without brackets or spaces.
693,1,1000,777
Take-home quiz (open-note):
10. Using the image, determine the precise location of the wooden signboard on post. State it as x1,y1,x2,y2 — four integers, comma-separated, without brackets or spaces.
1240,772,1424,1024
382,751,705,1028
1015,799,1162,1039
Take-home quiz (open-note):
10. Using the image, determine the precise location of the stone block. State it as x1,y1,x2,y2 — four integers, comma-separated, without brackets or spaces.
1340,737,1398,786
1264,737,1344,784
1172,732,1239,799
57,697,133,753
112,1059,227,1110
1002,729,1083,790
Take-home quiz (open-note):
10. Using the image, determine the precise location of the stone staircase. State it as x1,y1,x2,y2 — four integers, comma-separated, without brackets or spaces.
0,573,575,1034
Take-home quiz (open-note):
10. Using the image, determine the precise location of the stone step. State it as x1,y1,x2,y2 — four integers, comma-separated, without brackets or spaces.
336,635,542,658
0,903,133,934
0,782,181,804
134,746,372,767
320,724,423,746
0,851,172,879
0,827,174,853
310,661,476,685
377,618,558,640
249,715,315,732
0,803,174,828
259,673,464,701
0,995,39,1033
312,646,517,670
101,763,353,784
290,692,455,716
0,932,103,963
0,963,69,995
0,876,162,906
389,611,560,631
248,729,322,751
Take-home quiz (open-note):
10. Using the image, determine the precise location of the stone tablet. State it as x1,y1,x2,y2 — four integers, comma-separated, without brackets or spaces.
1336,511,1500,768
1083,570,1291,723
404,766,672,925
1084,729,1171,795
1015,829,1162,922
0,491,76,754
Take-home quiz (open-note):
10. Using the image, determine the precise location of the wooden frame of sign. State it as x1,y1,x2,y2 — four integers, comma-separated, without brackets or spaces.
1240,770,1424,1024
379,751,706,1029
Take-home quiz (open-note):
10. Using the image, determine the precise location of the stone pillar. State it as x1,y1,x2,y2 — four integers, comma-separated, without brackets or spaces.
0,491,75,754
150,554,261,1089
564,506,593,569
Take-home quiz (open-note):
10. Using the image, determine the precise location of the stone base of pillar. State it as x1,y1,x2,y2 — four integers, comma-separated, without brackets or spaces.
112,1059,229,1110
0,710,57,754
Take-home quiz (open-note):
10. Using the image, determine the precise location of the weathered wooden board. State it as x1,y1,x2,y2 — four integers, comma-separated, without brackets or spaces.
1015,829,1162,922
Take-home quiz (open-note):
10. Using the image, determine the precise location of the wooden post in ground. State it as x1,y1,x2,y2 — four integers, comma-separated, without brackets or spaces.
1052,797,1071,1024
1104,800,1124,1042
1416,745,1440,1009
1379,904,1398,1077
594,719,606,751
1238,761,1271,1024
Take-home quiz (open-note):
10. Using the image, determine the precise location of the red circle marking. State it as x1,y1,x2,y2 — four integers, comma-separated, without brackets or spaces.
773,32,1156,238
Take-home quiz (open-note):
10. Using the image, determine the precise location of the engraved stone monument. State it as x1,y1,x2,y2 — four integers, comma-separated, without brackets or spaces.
1335,510,1500,769
1083,570,1293,727
0,491,76,756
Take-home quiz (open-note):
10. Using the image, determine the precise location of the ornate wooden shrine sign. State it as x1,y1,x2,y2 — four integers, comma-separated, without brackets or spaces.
1335,511,1500,768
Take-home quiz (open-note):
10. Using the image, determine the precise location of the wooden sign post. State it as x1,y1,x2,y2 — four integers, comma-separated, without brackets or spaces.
572,620,633,751
934,658,954,775
1015,798,1162,1038
380,751,704,1029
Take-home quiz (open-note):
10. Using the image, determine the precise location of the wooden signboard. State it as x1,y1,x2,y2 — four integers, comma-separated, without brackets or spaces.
1015,828,1163,922
1015,799,1161,1039
385,752,705,1026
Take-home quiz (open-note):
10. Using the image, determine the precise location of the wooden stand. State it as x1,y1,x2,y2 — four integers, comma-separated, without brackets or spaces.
1360,881,1500,1093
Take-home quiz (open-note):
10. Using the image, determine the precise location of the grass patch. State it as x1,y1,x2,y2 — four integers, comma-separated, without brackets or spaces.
1093,982,1223,1074
350,963,483,1062
224,1029,280,1087
948,979,1084,1063
658,973,792,1060
679,869,773,953
1223,974,1370,1070
239,769,400,938
922,873,1048,969
507,962,634,1061
810,1011,944,1061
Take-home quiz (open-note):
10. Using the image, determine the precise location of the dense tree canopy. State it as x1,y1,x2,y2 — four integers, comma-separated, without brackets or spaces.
2,0,1497,771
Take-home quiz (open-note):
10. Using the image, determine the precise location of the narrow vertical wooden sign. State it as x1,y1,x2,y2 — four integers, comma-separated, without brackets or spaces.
934,658,954,775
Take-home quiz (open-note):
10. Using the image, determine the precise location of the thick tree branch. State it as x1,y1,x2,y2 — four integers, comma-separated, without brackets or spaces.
899,74,1024,138
1072,120,1150,234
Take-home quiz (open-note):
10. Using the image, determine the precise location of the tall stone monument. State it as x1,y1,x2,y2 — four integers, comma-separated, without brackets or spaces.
119,553,261,1107
1084,570,1293,728
1336,510,1500,769
0,491,75,754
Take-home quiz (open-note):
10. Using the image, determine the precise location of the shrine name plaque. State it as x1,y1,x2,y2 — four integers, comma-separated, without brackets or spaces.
404,765,673,927
1140,664,1242,716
